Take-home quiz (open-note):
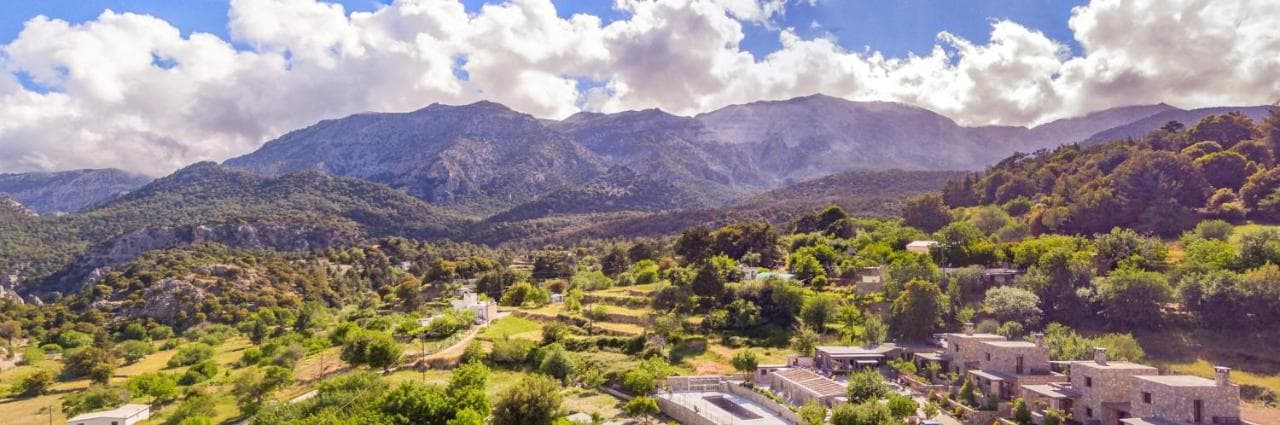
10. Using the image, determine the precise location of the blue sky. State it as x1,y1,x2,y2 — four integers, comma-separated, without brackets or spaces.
0,0,1087,59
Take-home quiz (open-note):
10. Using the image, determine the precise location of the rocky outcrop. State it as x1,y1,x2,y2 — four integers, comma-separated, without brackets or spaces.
121,278,209,324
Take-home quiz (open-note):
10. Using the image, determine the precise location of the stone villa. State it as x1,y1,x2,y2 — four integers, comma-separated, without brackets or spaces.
1018,348,1243,425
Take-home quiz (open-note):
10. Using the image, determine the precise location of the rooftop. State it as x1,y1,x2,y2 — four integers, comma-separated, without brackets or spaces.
1023,384,1082,399
817,344,898,356
1135,374,1221,387
979,340,1039,348
1058,360,1158,371
67,404,150,421
773,368,847,397
944,332,1005,340
969,369,1017,381
906,240,938,247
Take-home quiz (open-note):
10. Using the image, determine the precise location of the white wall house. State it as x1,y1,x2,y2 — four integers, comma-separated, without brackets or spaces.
451,292,498,324
66,404,150,425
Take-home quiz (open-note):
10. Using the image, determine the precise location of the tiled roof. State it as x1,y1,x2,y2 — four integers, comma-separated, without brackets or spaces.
774,369,847,397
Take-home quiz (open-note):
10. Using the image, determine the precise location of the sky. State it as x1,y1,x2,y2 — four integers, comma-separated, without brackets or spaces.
0,0,1277,176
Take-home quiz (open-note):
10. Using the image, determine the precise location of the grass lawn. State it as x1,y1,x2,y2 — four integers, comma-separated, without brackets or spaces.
590,322,644,336
562,387,624,419
480,316,543,342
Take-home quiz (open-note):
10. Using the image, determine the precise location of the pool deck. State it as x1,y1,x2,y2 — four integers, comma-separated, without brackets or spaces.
657,391,793,425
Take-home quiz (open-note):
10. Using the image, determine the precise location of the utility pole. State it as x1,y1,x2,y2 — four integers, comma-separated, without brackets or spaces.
421,331,427,383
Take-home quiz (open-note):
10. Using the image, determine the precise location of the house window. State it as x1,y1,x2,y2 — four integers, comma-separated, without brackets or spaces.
1016,356,1024,374
1142,392,1152,403
1086,407,1093,418
1085,376,1093,387
955,345,961,352
1194,400,1203,423
985,353,991,361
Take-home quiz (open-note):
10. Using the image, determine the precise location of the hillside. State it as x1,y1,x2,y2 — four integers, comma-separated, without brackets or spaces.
478,169,963,246
1082,105,1272,145
0,168,152,214
0,162,468,296
486,167,706,222
944,106,1280,237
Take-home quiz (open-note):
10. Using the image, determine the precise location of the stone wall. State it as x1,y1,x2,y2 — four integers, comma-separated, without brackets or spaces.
978,344,1051,376
1069,362,1157,424
656,396,718,425
1128,378,1240,423
721,382,802,424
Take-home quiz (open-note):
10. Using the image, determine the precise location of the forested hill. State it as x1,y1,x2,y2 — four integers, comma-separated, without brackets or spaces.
941,107,1280,236
0,162,469,296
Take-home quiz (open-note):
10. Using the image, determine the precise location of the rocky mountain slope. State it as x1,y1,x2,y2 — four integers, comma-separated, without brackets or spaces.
0,168,152,214
224,102,607,215
226,95,1263,220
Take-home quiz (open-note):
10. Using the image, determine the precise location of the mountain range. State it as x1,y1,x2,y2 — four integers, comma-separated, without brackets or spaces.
0,94,1272,297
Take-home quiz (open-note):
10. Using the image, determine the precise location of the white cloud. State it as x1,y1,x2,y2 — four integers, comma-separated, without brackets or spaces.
0,0,1278,175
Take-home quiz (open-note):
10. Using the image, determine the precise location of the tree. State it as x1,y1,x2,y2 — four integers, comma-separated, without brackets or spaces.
448,361,491,416
922,402,940,419
1264,104,1280,158
165,394,217,425
0,320,21,346
233,366,293,414
538,344,576,382
691,262,726,298
447,409,485,425
788,252,825,282
862,316,887,346
801,293,841,331
830,400,893,425
1095,267,1172,329
901,194,951,233
128,372,178,404
378,382,455,425
623,396,660,425
17,369,52,397
167,343,214,367
845,369,888,403
1111,151,1210,236
730,350,759,382
623,357,672,395
792,324,820,357
64,346,116,383
492,374,563,425
799,401,827,425
365,333,405,371
675,227,714,263
1188,112,1260,149
890,279,943,341
1013,397,1033,425
119,339,155,364
886,394,918,419
62,385,128,417
984,286,1043,325
1195,151,1251,189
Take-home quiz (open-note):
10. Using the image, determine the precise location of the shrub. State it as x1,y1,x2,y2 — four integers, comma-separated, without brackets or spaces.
167,343,215,368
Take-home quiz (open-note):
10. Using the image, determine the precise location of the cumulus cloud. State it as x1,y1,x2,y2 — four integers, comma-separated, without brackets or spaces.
0,0,1278,175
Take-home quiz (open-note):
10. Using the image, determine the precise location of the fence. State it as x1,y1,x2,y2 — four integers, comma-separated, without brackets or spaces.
721,381,803,424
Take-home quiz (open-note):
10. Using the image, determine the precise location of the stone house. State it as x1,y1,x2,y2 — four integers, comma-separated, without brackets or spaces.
938,322,1007,375
1056,348,1160,425
1123,367,1240,425
967,333,1060,400
1017,348,1243,425
853,266,885,294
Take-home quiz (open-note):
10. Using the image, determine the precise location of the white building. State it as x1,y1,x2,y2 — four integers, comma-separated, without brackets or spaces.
451,292,498,324
67,404,150,425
